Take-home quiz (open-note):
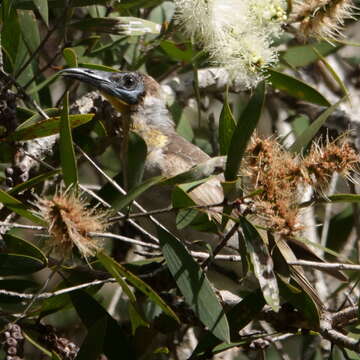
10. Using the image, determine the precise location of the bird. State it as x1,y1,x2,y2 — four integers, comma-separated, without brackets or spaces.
59,67,347,291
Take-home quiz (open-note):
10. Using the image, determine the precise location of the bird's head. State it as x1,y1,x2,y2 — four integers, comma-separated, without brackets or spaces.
59,67,162,113
60,67,175,150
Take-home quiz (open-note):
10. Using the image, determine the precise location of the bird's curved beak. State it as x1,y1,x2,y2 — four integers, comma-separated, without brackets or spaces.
59,67,140,111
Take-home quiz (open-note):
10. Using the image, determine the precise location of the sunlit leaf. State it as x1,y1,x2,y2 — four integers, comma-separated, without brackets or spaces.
63,47,78,67
225,81,265,181
5,114,94,141
218,91,236,156
60,92,78,187
268,69,330,106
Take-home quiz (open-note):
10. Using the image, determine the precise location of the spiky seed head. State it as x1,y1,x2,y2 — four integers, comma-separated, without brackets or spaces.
35,190,109,260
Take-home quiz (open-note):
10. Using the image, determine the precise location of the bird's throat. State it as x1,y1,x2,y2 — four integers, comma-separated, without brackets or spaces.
131,120,169,151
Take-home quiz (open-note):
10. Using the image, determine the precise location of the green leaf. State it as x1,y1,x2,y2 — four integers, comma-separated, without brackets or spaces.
278,276,319,328
16,108,60,130
60,92,78,187
0,188,46,225
18,9,40,54
160,40,194,62
2,3,21,73
218,92,236,155
0,253,45,275
97,252,179,323
191,289,265,358
111,175,164,211
240,217,280,312
268,69,330,106
6,114,94,141
314,194,360,204
289,99,343,154
127,132,147,190
63,47,78,67
225,81,265,181
172,185,216,232
78,63,119,72
281,41,339,68
311,46,349,98
70,290,134,359
32,0,49,26
9,169,60,195
26,73,59,95
157,226,230,343
4,233,47,264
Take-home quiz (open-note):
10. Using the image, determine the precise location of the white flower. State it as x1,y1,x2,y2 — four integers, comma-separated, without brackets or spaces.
175,0,287,88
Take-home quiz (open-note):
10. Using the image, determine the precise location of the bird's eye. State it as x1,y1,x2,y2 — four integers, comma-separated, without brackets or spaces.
122,74,136,89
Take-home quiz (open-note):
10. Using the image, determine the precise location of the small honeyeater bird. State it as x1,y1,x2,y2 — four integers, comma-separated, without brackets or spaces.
60,68,347,291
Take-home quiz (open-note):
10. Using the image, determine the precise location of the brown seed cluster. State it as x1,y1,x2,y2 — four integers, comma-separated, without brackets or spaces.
292,0,356,40
244,136,359,235
36,190,108,260
303,141,359,188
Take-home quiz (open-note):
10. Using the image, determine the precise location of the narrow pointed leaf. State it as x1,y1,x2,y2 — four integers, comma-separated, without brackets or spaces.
9,169,60,195
127,131,147,190
157,226,230,343
97,252,179,323
63,47,78,67
0,253,45,275
289,99,343,154
0,188,46,225
192,289,265,357
112,175,164,211
225,81,265,181
60,92,78,187
219,92,236,155
240,217,280,312
6,114,94,141
4,233,47,264
268,69,330,106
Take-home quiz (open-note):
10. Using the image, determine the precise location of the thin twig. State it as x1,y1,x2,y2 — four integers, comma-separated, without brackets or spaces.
90,231,242,262
201,222,240,269
0,278,115,300
288,260,360,271
0,222,46,231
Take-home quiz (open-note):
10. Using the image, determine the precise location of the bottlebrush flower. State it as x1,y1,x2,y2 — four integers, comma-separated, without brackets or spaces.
35,190,109,260
292,0,357,40
174,0,287,88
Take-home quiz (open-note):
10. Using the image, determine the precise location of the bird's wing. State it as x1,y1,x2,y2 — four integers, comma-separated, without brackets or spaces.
162,134,224,222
